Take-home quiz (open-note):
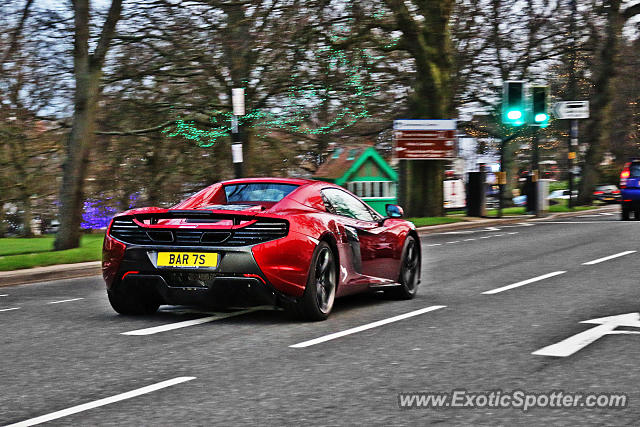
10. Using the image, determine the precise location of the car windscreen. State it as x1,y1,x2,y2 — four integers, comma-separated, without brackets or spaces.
223,183,299,203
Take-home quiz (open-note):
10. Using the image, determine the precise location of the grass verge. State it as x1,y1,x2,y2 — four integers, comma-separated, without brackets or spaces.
407,217,468,227
0,234,104,271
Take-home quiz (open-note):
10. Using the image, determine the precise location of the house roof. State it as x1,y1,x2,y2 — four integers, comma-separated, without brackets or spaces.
313,144,397,185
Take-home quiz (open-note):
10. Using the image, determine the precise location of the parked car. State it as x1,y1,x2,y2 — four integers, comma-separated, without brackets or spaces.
547,189,578,205
593,185,621,204
620,161,640,220
102,178,421,320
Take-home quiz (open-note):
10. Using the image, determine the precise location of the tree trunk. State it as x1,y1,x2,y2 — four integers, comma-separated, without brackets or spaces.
385,0,454,217
54,0,122,250
578,0,623,205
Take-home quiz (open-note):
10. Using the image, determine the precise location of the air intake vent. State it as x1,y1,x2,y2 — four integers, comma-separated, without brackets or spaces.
109,218,288,247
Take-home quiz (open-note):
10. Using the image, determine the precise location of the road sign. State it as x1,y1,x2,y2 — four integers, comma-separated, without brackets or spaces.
393,120,457,160
532,312,640,357
552,101,589,119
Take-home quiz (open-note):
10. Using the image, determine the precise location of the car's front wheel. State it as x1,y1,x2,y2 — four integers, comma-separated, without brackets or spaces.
289,241,337,321
107,286,159,315
622,206,631,220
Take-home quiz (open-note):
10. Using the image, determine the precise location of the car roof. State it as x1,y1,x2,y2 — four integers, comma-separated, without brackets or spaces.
220,177,316,186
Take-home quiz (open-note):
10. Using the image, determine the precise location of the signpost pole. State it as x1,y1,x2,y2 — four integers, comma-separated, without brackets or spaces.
231,88,245,179
568,120,578,208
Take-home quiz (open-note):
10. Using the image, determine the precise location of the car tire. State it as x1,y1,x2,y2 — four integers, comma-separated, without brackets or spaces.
107,287,159,315
287,241,337,321
622,207,631,221
386,235,420,300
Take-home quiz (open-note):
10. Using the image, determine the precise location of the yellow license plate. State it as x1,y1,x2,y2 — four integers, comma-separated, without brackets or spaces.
157,252,218,268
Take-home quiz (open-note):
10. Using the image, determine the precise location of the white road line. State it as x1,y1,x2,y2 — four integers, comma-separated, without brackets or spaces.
290,305,447,348
446,241,460,244
516,222,534,226
484,227,501,231
541,221,620,224
5,376,196,427
582,251,636,266
507,232,519,235
0,307,20,312
47,298,84,305
492,234,505,237
480,236,491,239
482,271,567,295
463,238,476,241
426,243,442,247
599,212,615,216
577,215,602,218
122,307,263,336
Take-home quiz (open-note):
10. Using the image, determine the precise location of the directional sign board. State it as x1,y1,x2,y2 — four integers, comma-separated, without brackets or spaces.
553,101,589,119
393,120,457,160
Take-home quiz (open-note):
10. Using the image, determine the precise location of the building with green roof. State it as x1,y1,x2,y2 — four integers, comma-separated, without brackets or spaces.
313,145,398,215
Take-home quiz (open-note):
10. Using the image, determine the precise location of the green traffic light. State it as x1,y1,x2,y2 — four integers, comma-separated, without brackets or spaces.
507,110,522,120
534,113,548,123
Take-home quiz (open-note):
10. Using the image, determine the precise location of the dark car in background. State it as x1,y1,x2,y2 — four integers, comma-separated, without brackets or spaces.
593,185,620,204
620,161,640,220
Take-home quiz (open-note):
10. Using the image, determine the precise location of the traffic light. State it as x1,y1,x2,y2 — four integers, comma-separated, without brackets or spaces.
502,81,525,126
531,86,549,127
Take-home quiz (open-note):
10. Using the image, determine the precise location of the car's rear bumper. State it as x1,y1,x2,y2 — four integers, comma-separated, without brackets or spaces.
621,189,640,208
108,244,284,308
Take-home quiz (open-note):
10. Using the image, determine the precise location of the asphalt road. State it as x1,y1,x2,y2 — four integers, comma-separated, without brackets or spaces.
2,207,640,426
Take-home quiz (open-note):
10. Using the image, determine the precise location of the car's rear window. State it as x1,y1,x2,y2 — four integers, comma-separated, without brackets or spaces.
630,163,640,177
224,183,299,203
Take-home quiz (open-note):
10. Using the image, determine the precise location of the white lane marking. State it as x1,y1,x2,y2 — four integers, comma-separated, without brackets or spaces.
507,232,519,235
0,307,20,312
5,376,196,427
599,212,615,216
122,307,263,336
582,250,636,266
47,298,84,305
290,305,447,348
426,243,442,247
484,227,501,231
446,241,460,244
480,236,491,239
577,214,602,218
516,222,534,226
533,313,640,357
464,238,476,241
0,294,8,297
482,271,567,295
440,231,475,235
541,221,621,224
492,234,505,237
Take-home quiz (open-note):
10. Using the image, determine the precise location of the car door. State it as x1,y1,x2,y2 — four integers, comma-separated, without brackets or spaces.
321,188,395,279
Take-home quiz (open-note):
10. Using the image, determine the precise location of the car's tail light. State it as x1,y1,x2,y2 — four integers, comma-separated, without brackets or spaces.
620,163,631,188
612,190,620,194
593,191,603,195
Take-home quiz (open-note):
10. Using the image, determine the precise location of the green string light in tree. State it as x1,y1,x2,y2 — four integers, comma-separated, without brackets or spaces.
164,27,380,147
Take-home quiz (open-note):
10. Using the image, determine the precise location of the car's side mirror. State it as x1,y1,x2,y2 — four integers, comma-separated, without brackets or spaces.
386,204,404,218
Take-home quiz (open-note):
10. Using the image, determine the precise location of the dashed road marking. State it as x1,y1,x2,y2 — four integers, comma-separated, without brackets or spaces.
121,307,267,336
5,377,196,426
47,298,84,305
0,307,20,312
290,305,447,348
482,271,567,295
446,241,461,244
582,251,636,266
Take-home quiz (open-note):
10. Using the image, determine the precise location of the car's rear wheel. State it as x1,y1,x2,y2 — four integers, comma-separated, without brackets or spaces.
386,235,420,300
288,241,337,321
622,206,631,221
107,286,159,315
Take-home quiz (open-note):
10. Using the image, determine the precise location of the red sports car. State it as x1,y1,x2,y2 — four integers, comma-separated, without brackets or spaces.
102,178,421,320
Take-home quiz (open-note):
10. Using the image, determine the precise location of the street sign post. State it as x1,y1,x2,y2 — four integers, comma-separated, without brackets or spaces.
393,120,457,160
552,101,589,119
